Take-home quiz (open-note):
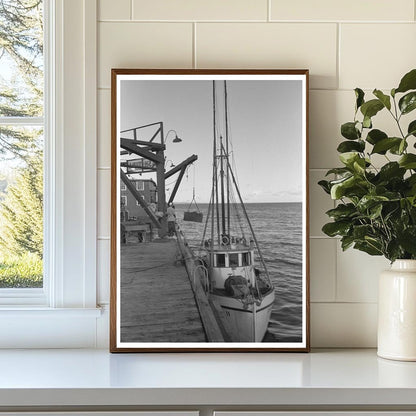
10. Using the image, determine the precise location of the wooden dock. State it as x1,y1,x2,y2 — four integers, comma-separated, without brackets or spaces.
120,238,206,343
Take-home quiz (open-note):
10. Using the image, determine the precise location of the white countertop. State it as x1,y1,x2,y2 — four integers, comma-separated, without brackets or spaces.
0,349,416,408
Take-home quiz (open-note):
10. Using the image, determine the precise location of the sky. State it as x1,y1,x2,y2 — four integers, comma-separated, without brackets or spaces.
119,78,304,203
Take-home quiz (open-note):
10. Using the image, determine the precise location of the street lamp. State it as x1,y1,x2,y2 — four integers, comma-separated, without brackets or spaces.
164,129,182,144
165,159,176,168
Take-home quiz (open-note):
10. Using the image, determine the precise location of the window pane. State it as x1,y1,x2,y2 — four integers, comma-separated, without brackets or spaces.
229,253,239,267
216,254,225,267
242,252,251,266
0,0,44,117
0,126,43,288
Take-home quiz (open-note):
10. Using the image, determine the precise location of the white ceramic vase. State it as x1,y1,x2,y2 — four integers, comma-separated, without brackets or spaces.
378,259,416,361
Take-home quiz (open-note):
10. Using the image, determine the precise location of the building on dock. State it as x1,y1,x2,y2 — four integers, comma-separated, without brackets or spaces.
120,178,157,222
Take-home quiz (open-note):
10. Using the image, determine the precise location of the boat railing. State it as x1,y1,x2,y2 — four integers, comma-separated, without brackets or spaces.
193,263,209,294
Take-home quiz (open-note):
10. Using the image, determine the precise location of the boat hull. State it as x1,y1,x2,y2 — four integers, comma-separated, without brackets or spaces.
210,289,275,342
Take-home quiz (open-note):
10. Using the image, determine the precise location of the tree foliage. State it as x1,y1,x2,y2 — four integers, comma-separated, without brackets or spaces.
0,0,43,277
0,154,43,257
319,69,416,262
0,0,43,161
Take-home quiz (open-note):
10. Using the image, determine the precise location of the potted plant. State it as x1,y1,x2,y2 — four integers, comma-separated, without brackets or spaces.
319,68,416,361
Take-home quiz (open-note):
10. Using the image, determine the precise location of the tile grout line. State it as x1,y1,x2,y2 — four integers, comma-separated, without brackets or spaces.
97,19,415,24
336,22,340,90
333,231,338,303
193,22,197,69
267,0,271,22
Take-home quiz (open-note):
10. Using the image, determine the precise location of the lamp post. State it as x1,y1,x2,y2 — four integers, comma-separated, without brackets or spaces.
163,129,182,145
156,127,182,238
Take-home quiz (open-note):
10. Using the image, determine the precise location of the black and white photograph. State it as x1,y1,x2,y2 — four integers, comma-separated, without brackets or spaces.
110,70,309,352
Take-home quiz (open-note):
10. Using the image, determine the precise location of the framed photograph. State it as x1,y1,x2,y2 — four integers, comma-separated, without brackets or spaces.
110,69,309,352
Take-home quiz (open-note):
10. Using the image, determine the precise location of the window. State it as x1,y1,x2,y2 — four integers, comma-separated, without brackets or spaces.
121,196,127,207
216,254,226,268
0,0,100,348
136,180,144,191
229,253,239,267
242,252,251,266
121,183,126,191
0,0,44,290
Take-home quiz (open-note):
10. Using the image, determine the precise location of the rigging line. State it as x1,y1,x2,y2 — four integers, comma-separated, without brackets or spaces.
211,80,218,251
224,80,231,237
225,152,271,284
201,192,213,246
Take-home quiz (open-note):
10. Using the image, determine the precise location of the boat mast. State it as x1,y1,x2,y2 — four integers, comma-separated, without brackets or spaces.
224,81,231,237
220,135,226,237
212,81,221,246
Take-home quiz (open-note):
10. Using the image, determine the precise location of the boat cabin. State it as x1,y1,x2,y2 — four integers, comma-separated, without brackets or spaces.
212,251,253,268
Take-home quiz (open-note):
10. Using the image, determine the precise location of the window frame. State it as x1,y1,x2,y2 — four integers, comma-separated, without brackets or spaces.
0,0,100,348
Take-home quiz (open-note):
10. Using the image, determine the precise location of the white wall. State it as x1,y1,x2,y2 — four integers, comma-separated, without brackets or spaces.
96,0,416,347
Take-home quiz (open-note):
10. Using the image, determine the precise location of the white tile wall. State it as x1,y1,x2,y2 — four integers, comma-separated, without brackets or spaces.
98,22,193,88
97,89,111,168
99,0,131,21
96,0,416,347
270,0,414,22
97,169,111,239
339,24,416,90
310,239,336,302
132,0,268,21
196,23,338,89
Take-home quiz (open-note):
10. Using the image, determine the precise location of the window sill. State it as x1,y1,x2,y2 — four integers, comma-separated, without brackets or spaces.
0,307,104,348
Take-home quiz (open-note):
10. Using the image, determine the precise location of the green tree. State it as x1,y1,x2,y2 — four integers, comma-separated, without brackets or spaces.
0,154,43,257
0,0,43,161
0,0,44,285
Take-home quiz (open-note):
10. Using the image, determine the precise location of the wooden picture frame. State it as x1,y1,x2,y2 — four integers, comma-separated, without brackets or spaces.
110,69,310,352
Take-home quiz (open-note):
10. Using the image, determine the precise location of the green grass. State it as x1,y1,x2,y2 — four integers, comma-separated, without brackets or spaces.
0,252,43,288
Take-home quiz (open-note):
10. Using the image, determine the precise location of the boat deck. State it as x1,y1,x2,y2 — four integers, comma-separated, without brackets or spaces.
120,239,207,342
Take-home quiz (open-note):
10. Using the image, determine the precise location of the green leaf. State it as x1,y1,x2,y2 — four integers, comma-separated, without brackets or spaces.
325,167,351,176
337,140,365,153
330,176,357,199
369,203,383,220
371,137,402,154
341,235,355,251
395,69,416,94
353,224,373,239
386,240,402,262
360,99,384,119
389,139,408,155
385,138,408,155
407,120,416,137
341,122,360,140
373,89,391,110
322,221,351,237
355,88,365,110
357,195,389,212
399,154,416,169
366,129,387,145
378,162,406,181
354,241,383,256
362,116,372,129
399,91,416,115
326,203,356,220
398,227,416,255
339,152,360,166
318,180,331,194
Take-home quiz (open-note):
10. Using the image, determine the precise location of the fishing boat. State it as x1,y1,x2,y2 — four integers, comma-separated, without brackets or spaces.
196,81,275,342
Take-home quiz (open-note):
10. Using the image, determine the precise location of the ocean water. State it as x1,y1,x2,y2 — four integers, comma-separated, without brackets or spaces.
174,202,303,343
